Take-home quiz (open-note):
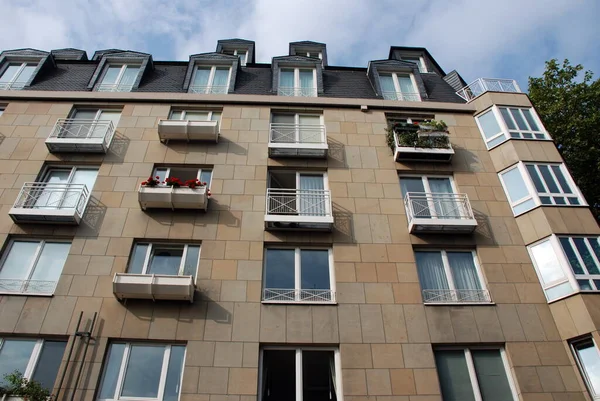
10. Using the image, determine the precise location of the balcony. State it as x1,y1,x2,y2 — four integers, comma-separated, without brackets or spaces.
382,91,420,101
268,123,328,158
113,273,195,302
277,87,317,97
263,288,335,304
0,81,27,90
9,182,90,224
422,289,491,304
45,119,116,153
265,188,333,231
138,185,209,211
394,131,454,162
189,85,228,94
404,192,477,233
157,119,219,143
0,279,58,296
456,78,521,102
96,83,134,92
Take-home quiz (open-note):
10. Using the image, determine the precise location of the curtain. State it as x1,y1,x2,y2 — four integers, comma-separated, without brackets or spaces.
280,69,294,88
415,251,449,301
120,66,139,87
447,252,481,291
299,175,325,216
379,75,396,99
94,110,121,138
61,168,98,209
435,351,476,401
212,68,230,92
428,178,456,219
299,70,313,88
192,67,210,87
272,114,295,143
299,115,320,143
67,110,97,138
400,178,430,219
398,75,415,94
471,350,514,401
35,170,71,209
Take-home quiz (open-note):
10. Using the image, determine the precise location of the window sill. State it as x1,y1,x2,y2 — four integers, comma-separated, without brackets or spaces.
261,300,337,305
424,301,495,306
0,292,54,297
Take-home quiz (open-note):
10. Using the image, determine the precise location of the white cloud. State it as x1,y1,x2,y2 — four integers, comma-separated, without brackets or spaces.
0,0,597,87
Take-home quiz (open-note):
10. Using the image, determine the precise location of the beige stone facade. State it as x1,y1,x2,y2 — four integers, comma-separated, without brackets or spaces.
0,89,597,401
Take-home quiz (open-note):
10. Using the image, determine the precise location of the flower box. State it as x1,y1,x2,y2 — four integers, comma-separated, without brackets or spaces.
138,186,208,210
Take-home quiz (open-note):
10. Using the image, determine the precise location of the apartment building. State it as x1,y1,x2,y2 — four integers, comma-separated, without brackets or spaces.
0,39,598,401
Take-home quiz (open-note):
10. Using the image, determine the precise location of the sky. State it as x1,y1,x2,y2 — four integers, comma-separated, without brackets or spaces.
0,0,598,90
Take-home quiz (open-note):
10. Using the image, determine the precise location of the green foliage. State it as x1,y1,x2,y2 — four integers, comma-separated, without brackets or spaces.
1,371,52,401
385,121,450,151
419,119,448,131
528,59,600,221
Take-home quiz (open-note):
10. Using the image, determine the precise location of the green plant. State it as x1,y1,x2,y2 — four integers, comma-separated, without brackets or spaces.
1,371,52,401
385,121,450,151
419,119,448,131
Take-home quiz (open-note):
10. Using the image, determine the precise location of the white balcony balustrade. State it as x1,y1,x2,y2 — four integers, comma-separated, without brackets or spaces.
45,119,116,153
403,192,477,233
263,288,335,303
422,289,491,304
157,119,219,143
268,123,328,158
456,78,521,102
0,279,58,296
138,185,209,211
113,273,195,302
382,91,420,101
188,85,228,94
277,86,317,97
96,83,134,92
0,81,28,90
265,188,333,230
394,131,454,162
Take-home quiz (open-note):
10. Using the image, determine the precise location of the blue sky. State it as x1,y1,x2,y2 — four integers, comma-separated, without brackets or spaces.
1,0,598,90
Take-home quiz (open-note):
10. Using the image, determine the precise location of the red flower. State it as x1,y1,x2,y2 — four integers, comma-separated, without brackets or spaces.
141,181,147,185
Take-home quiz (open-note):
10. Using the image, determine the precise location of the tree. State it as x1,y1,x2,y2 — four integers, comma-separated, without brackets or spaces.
528,59,600,221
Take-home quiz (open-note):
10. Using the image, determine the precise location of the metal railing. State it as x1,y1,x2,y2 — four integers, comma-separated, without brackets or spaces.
0,279,58,295
263,288,335,302
456,78,521,101
13,182,90,216
277,87,317,97
96,83,134,92
266,188,331,217
422,289,491,303
0,81,28,90
48,119,115,143
189,85,228,94
394,131,451,149
382,91,420,101
404,192,475,221
269,123,326,144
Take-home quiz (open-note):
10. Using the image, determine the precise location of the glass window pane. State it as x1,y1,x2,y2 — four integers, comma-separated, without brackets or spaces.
299,69,314,89
170,110,183,120
546,281,575,300
213,68,230,88
578,279,593,290
447,252,481,290
560,237,585,275
477,110,502,140
121,345,164,398
573,238,600,274
513,198,536,215
120,66,139,86
262,350,295,401
200,170,213,185
510,108,528,130
488,135,507,148
148,247,184,275
192,67,211,87
522,109,541,131
472,349,513,401
303,351,336,401
538,165,560,193
589,238,600,262
183,245,200,279
280,69,294,87
128,244,148,274
163,346,185,401
526,165,546,193
499,108,516,130
0,339,36,386
0,65,21,82
31,340,67,391
530,240,567,285
15,65,36,83
98,343,126,400
264,249,295,289
0,241,39,279
101,66,122,84
551,165,573,193
415,252,449,291
169,168,199,182
554,197,566,205
397,75,415,93
574,340,600,396
379,74,396,93
435,350,475,401
501,167,530,203
210,112,222,122
300,249,330,290
30,242,70,283
185,111,209,121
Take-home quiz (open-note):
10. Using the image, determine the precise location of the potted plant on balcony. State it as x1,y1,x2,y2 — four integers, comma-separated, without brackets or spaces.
417,119,448,138
385,120,450,152
139,177,211,210
0,371,52,401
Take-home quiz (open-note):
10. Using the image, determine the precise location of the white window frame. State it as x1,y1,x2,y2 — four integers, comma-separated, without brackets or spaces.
262,247,336,304
189,65,232,94
401,56,427,73
475,105,551,149
98,64,141,92
258,346,343,401
0,61,38,90
434,346,519,401
278,67,317,97
97,342,185,401
379,72,421,101
152,166,213,187
0,338,48,379
399,174,460,219
233,50,247,66
570,337,600,400
128,242,201,280
168,110,221,121
0,239,71,296
270,112,325,143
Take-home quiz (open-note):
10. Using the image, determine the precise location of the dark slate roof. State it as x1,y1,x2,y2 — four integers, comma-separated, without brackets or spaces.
136,63,187,93
26,62,95,91
232,66,272,95
290,40,326,47
322,69,376,99
421,73,464,103
51,48,88,61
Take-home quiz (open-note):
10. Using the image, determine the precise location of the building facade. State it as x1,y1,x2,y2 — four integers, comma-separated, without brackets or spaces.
0,40,598,401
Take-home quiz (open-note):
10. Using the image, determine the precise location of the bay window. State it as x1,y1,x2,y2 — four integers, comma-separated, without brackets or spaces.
278,68,317,97
571,337,600,400
475,106,549,149
189,65,231,94
379,72,420,101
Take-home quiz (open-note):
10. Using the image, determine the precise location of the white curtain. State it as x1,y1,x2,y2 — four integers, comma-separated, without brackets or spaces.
398,75,415,94
299,175,324,216
192,67,210,87
280,70,294,88
415,251,449,291
67,110,97,138
447,252,481,290
299,115,320,143
120,66,139,87
400,178,430,219
212,68,229,91
379,75,395,98
272,114,295,142
299,70,313,89
61,168,98,209
428,178,455,218
35,170,71,209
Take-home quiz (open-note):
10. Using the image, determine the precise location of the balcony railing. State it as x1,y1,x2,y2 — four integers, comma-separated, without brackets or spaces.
393,131,454,162
277,87,317,97
96,83,134,92
0,279,58,295
265,188,334,230
0,81,28,90
46,119,115,153
382,91,420,101
422,289,491,304
404,192,477,233
189,85,228,94
268,123,328,158
263,288,335,303
10,182,90,224
456,78,521,102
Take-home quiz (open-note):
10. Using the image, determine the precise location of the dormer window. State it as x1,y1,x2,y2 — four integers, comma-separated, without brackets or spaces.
0,62,37,90
279,68,316,97
379,72,420,101
97,64,140,92
401,56,427,73
223,49,247,66
189,66,231,94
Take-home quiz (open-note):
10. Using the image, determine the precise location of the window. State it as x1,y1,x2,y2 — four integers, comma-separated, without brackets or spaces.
0,239,71,295
153,167,212,187
267,171,330,218
169,110,221,124
223,49,247,66
260,347,342,401
97,342,185,401
59,109,121,139
189,65,231,94
528,235,600,301
399,176,466,219
415,250,489,303
571,337,600,400
475,106,549,149
401,56,427,72
263,247,335,303
0,338,67,390
97,64,140,92
0,62,37,90
279,68,317,97
127,242,200,280
29,166,98,209
499,162,585,215
270,113,324,144
435,347,517,401
0,106,5,117
379,72,420,101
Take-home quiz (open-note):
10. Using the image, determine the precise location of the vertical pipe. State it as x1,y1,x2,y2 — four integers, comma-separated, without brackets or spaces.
55,311,83,401
69,312,97,401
